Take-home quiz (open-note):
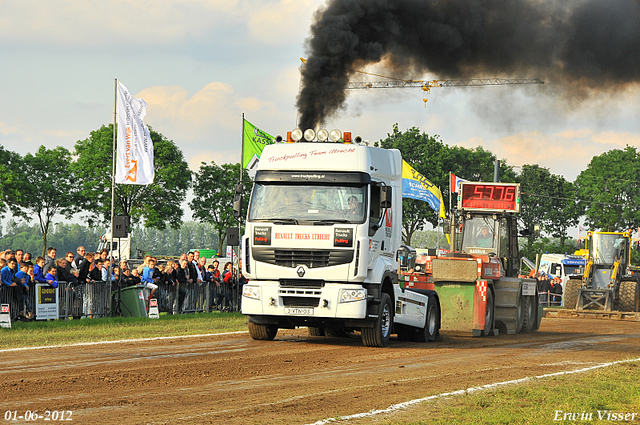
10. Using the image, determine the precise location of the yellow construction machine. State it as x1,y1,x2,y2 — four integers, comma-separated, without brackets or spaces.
564,230,640,312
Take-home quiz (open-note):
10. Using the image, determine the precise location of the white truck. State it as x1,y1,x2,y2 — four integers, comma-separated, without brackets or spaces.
97,232,132,261
239,128,440,347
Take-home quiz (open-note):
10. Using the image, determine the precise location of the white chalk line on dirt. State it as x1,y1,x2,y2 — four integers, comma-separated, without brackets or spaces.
0,331,247,353
306,356,640,425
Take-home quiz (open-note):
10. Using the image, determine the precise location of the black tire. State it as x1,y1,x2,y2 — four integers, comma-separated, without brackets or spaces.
308,327,325,336
362,292,393,347
522,295,536,332
415,296,439,342
618,280,640,312
564,278,582,310
248,322,278,340
516,292,524,334
482,289,494,337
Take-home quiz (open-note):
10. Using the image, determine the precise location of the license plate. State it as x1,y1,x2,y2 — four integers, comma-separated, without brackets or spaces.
284,308,314,315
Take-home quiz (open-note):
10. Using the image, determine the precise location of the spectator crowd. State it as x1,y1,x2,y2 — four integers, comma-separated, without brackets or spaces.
0,246,246,322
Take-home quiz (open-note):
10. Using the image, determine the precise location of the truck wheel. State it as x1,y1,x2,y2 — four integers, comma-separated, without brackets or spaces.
522,295,536,332
415,296,439,342
564,278,582,310
308,327,325,336
618,280,640,312
362,292,392,347
248,322,278,340
482,289,494,337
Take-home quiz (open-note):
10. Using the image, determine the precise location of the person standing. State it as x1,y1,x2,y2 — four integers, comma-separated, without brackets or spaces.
43,247,57,276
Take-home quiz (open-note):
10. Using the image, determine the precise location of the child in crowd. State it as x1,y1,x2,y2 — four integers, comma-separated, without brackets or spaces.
141,258,159,303
15,263,33,318
45,266,58,288
34,256,48,283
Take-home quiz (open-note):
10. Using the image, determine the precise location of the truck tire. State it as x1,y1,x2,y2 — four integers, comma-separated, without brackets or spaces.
248,322,278,341
415,295,439,342
522,295,536,332
362,292,392,347
482,289,494,337
564,278,582,310
308,327,325,336
618,280,640,312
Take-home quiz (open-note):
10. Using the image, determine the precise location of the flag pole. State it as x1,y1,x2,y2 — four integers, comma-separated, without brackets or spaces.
110,78,117,268
237,112,245,267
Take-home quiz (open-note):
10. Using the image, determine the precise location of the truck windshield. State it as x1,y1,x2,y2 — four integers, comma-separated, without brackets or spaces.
591,233,627,265
461,216,498,254
248,183,367,224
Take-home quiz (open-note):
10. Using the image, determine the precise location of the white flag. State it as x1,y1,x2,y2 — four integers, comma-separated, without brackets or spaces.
115,81,154,185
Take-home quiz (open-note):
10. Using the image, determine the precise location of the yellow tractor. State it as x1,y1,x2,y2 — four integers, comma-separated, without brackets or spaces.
564,230,640,312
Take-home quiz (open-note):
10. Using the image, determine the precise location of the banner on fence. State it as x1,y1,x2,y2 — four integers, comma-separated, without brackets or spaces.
0,304,10,328
36,284,59,320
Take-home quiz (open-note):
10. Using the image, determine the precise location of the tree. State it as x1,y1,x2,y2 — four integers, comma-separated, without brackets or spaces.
11,146,78,255
0,145,22,216
72,124,192,230
378,124,515,246
378,125,449,245
190,162,251,254
574,146,640,231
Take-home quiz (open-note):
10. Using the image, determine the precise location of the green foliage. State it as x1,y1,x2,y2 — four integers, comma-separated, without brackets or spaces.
72,124,192,230
575,146,640,231
410,229,450,250
519,236,579,261
378,124,514,245
131,221,220,257
11,145,78,255
0,220,103,256
190,162,251,254
0,145,22,215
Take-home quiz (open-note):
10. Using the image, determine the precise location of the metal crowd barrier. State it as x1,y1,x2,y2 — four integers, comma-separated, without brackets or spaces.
2,277,244,321
539,291,563,307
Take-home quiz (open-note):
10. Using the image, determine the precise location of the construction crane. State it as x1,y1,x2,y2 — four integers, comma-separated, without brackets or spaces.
299,58,544,106
346,71,544,106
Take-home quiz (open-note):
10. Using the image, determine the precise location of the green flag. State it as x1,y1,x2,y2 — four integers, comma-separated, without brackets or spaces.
243,119,274,169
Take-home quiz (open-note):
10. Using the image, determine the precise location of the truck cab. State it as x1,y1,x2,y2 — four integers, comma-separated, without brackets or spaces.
240,129,440,347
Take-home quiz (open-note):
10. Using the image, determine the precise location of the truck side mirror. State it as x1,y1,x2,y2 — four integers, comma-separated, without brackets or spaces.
380,186,392,208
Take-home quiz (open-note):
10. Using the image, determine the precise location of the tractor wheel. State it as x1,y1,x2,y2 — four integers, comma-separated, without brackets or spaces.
516,292,524,334
522,295,536,332
248,322,278,341
618,280,640,312
415,295,439,342
308,327,325,336
482,289,494,337
361,292,393,347
564,278,582,310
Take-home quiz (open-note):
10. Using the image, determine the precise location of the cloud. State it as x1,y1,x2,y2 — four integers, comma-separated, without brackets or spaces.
247,0,318,45
456,129,640,181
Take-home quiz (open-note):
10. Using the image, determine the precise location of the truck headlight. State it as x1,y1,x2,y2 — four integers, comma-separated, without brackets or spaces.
339,288,366,303
243,286,261,300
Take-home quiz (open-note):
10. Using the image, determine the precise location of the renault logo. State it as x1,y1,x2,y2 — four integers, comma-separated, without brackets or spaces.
296,266,306,277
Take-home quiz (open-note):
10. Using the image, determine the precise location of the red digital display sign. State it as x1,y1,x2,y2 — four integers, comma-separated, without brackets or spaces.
458,182,520,212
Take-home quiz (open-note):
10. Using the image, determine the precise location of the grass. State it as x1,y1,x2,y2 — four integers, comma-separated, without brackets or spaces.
379,362,640,425
0,312,247,349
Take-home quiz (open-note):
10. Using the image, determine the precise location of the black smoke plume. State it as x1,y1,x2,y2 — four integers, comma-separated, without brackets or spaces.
297,0,640,130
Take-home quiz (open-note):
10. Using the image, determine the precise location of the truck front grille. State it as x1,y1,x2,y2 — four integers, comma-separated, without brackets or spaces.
281,297,320,307
280,279,325,288
252,247,354,268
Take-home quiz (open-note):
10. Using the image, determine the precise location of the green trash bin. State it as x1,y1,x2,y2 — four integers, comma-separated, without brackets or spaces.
113,284,147,318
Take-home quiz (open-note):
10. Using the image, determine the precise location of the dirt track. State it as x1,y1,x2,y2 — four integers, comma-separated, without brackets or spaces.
1,317,639,425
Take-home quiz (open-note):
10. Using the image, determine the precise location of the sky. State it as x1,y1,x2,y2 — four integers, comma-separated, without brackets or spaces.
2,0,640,230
